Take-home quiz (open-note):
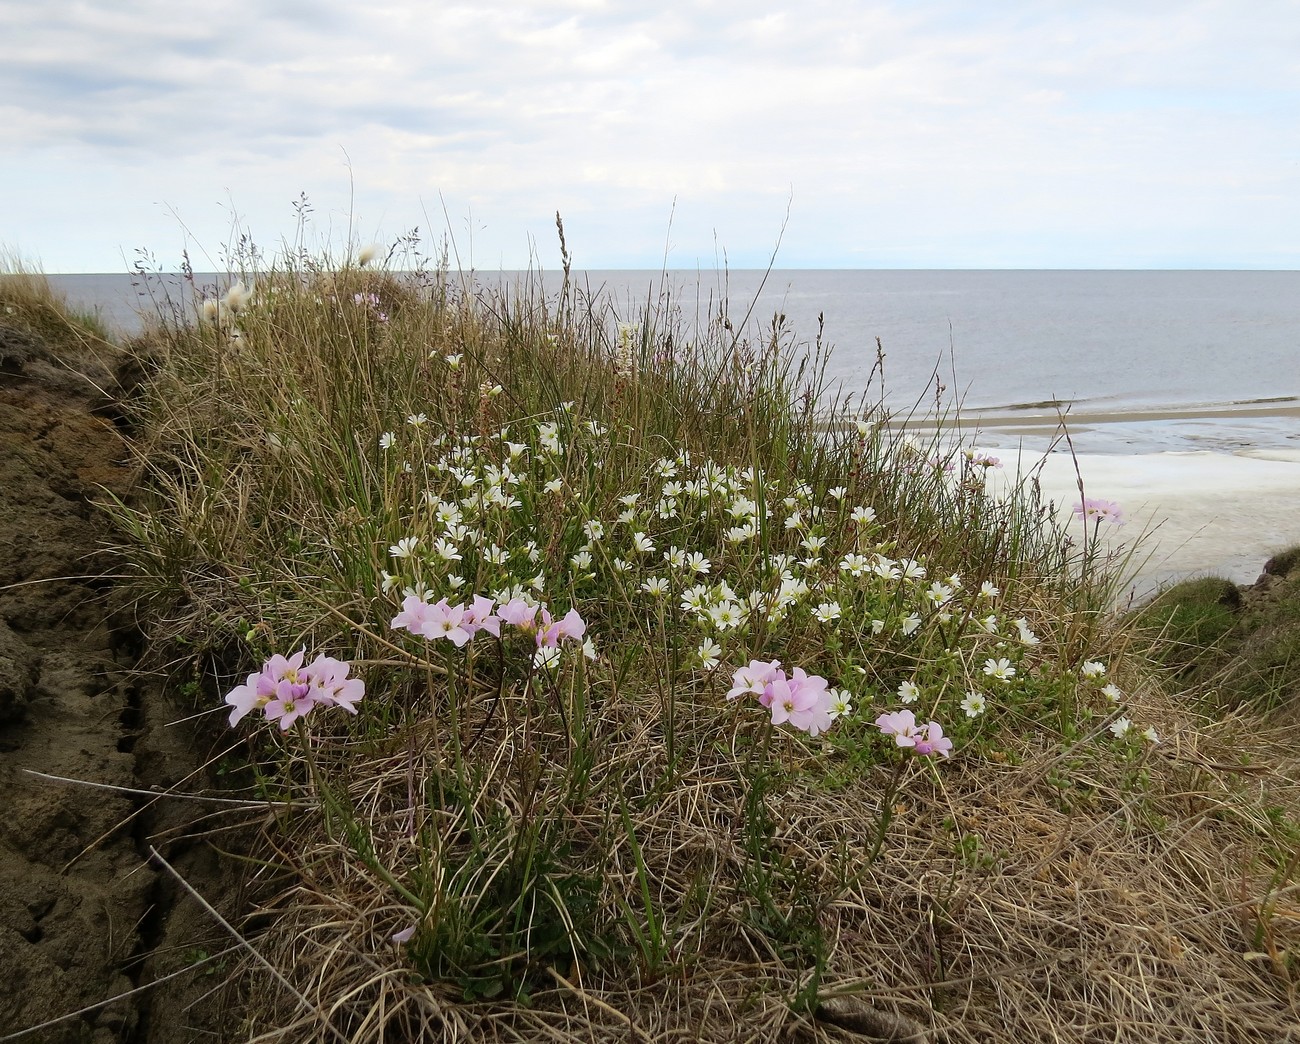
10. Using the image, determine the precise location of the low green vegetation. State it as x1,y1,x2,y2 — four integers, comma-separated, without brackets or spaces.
1137,551,1300,715
16,236,1293,1042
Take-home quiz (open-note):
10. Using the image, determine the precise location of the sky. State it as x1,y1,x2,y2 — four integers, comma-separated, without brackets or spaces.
3,0,1299,272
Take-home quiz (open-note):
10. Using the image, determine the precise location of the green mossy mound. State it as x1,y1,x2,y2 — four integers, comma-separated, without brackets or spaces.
1137,548,1300,714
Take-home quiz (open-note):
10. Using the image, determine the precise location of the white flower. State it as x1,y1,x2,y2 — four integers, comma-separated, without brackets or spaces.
631,532,656,554
983,657,1016,682
926,581,954,606
827,689,853,718
686,552,711,575
708,602,744,631
979,580,1000,600
446,574,465,590
1015,618,1040,646
534,646,562,670
641,577,669,597
840,553,869,576
445,353,463,369
583,520,606,542
432,537,462,562
978,614,999,634
871,619,885,635
582,637,598,661
379,432,395,450
897,680,920,705
1142,726,1160,744
813,601,841,624
900,613,922,636
380,570,399,594
406,413,428,427
961,691,987,717
389,536,419,559
571,550,593,570
1081,660,1107,678
850,505,876,524
1109,716,1133,739
827,486,846,500
544,478,564,495
697,639,722,670
1097,682,1122,703
663,546,687,569
899,558,927,582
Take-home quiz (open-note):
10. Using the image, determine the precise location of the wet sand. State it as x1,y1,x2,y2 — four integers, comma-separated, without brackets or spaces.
999,444,1300,594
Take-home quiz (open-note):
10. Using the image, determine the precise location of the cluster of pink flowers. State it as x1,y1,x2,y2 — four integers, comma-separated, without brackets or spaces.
875,709,953,758
225,650,364,730
1074,497,1125,526
391,594,586,650
727,659,836,737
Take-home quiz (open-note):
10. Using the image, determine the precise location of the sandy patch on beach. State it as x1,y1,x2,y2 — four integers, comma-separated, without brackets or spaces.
1020,448,1300,593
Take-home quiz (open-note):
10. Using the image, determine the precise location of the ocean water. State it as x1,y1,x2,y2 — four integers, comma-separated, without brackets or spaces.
48,268,1299,454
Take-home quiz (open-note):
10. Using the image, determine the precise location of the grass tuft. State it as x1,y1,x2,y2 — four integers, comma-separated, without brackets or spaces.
103,239,1300,1042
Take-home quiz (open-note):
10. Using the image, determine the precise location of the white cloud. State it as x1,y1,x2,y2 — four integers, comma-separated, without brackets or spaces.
2,0,1298,269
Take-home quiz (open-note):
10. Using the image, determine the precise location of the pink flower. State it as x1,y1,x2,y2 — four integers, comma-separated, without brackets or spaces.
784,668,834,737
726,659,782,701
391,594,437,635
1074,498,1125,526
876,709,954,757
537,606,586,648
265,688,317,730
225,650,306,726
462,595,500,639
304,654,365,714
422,599,472,646
875,708,921,747
912,721,953,758
496,598,538,630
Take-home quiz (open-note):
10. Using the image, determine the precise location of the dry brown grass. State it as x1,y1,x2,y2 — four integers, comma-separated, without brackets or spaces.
201,662,1300,1043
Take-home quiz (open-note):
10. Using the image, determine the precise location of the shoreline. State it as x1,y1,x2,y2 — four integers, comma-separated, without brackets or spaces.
998,445,1300,594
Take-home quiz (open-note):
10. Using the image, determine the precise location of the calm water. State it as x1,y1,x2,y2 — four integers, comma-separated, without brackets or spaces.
49,269,1300,454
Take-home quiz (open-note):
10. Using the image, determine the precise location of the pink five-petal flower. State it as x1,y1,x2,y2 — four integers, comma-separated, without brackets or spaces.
786,669,834,736
391,594,435,636
304,654,365,714
421,599,472,646
496,597,538,631
225,672,268,726
875,708,920,747
463,594,501,639
537,606,586,648
726,659,782,702
264,685,317,730
913,721,953,758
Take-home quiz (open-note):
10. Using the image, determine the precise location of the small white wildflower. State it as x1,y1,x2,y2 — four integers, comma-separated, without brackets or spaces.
379,432,395,450
389,536,419,559
534,646,562,670
1109,716,1133,739
961,691,987,717
979,580,1000,600
406,413,428,427
445,353,463,369
686,552,711,575
583,520,606,542
983,657,1016,682
1101,682,1123,704
1142,726,1160,744
897,680,920,705
380,570,399,594
900,613,922,636
641,576,669,597
1015,618,1041,646
631,532,656,554
827,689,853,719
697,638,722,670
850,505,876,524
813,601,841,624
1081,660,1107,678
544,478,564,495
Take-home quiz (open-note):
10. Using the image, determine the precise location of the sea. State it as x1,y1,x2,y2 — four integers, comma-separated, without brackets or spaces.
48,268,1299,457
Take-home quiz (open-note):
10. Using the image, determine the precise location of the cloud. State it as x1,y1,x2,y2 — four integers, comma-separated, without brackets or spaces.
2,0,1298,269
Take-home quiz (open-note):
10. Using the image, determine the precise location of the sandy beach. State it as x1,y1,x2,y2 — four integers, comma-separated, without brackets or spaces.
998,441,1300,595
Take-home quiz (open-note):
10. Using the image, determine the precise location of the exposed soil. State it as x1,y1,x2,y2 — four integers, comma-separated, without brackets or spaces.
0,323,241,1043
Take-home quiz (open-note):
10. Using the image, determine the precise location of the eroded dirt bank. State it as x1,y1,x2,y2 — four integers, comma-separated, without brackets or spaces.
0,325,237,1043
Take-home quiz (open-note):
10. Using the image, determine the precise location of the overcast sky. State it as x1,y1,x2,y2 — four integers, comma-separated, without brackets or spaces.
3,0,1298,272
